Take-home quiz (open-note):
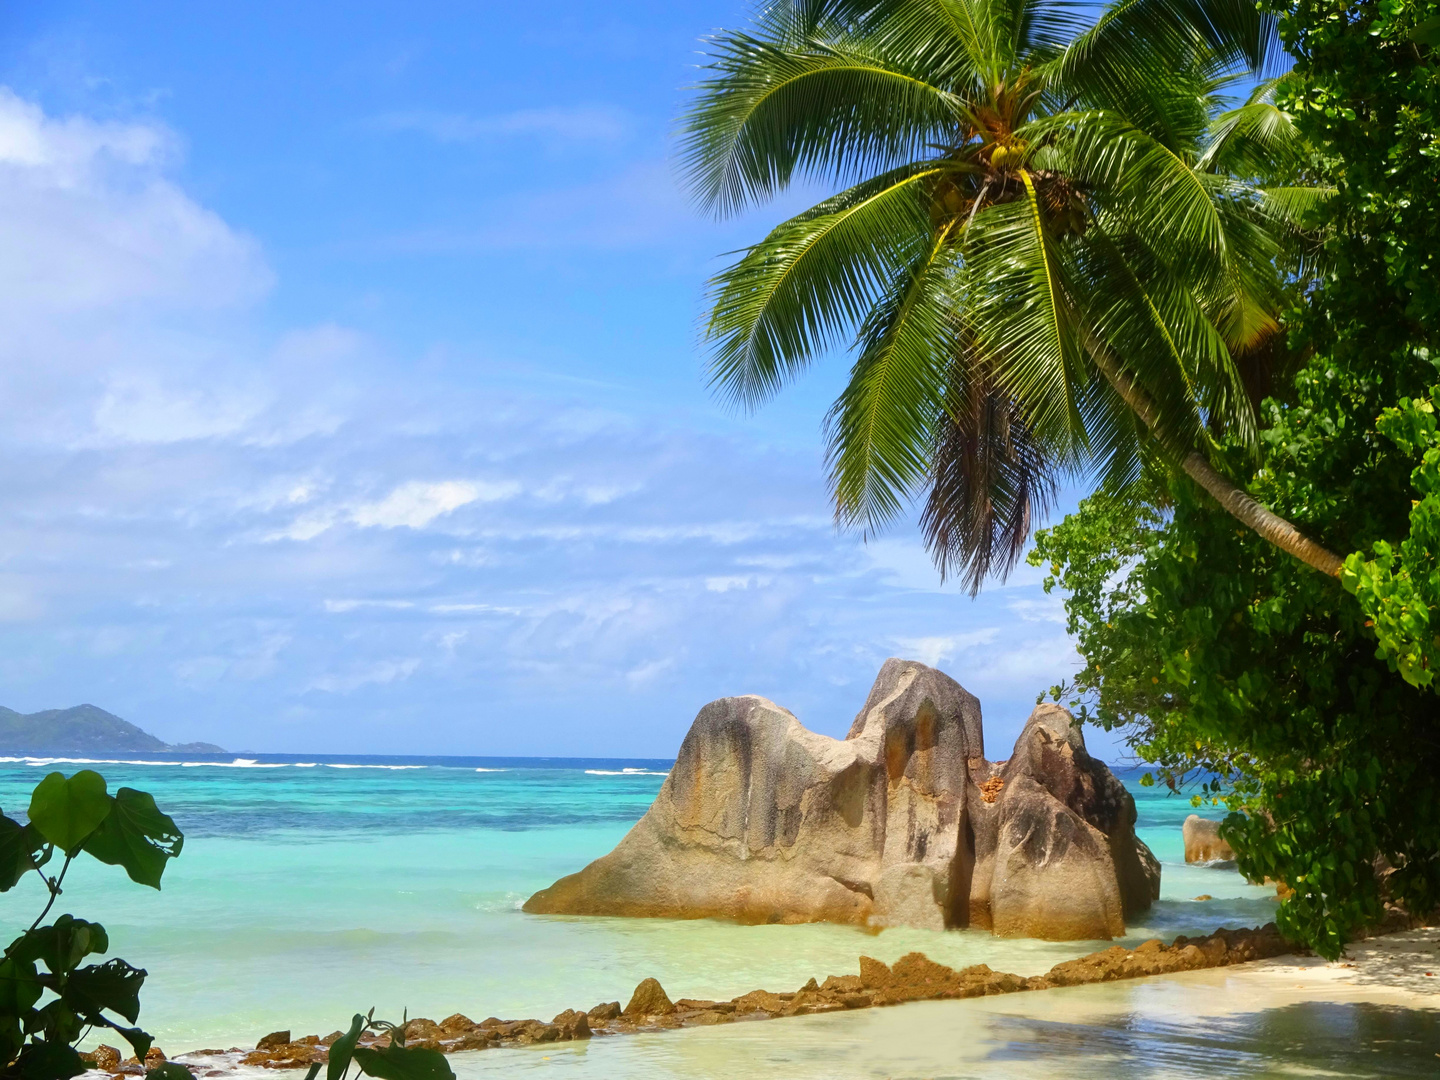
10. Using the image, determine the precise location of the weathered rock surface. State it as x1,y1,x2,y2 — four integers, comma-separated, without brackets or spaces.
972,703,1162,939
524,659,1159,940
1184,814,1236,863
623,977,675,1017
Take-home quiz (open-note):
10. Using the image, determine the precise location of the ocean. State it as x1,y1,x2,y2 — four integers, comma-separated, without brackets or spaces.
1,754,1423,1077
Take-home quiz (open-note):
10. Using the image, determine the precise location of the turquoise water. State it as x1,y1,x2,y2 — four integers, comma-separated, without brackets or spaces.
0,754,1278,1054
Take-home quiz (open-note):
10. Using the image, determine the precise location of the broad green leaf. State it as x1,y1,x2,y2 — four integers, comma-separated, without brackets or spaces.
0,813,47,891
107,1023,153,1062
352,1045,455,1080
82,787,183,889
0,957,42,1014
32,997,84,1045
65,958,147,1024
16,1038,86,1080
12,915,109,975
327,1013,367,1080
1411,15,1440,45
28,771,112,854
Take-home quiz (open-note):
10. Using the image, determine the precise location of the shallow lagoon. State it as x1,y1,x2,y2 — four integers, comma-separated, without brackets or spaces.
0,754,1343,1062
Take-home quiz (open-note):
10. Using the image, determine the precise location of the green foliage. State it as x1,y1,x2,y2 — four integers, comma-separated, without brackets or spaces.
2,771,184,1080
314,1013,455,1080
682,0,1314,591
1342,388,1440,685
1030,0,1440,959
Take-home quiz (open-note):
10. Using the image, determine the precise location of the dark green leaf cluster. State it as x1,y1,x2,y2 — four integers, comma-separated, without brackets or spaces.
2,771,184,1080
305,1012,455,1080
1029,0,1440,959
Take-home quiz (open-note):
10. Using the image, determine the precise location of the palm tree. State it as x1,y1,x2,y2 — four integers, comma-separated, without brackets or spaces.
681,0,1339,591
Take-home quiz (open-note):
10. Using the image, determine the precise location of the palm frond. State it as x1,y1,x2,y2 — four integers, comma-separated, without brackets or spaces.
824,224,961,531
704,164,948,410
680,30,965,215
921,351,1060,593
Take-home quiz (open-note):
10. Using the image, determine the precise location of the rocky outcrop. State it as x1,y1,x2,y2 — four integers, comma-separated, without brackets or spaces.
226,923,1294,1069
970,704,1162,939
1184,814,1236,862
524,659,1160,940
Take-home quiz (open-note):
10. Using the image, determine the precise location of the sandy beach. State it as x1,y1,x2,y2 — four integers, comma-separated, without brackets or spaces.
443,928,1440,1077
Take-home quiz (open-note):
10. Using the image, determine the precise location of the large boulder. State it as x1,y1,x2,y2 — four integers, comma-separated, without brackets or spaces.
524,660,1159,940
1183,814,1236,862
967,704,1161,939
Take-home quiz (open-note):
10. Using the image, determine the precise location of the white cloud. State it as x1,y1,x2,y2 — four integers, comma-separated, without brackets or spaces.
351,479,518,530
92,375,265,444
323,599,417,613
1007,595,1068,624
890,629,1000,668
0,88,270,315
624,657,674,688
704,574,772,592
308,658,421,693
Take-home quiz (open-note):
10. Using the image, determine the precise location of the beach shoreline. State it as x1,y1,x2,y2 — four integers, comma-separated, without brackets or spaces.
91,917,1439,1077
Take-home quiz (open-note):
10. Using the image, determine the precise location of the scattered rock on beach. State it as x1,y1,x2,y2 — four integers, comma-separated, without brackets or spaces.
438,1014,474,1036
587,1001,621,1022
218,921,1300,1070
255,1032,289,1052
524,659,1159,941
91,1046,121,1071
551,1009,591,1040
1184,815,1236,862
624,977,675,1016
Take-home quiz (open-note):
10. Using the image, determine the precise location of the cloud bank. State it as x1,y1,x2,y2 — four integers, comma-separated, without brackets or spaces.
0,88,1088,758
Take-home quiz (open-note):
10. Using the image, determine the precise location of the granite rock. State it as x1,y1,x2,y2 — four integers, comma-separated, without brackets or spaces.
525,660,1158,940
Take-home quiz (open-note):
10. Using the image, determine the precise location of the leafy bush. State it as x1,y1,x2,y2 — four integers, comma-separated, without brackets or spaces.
1,770,182,1080
1029,0,1440,959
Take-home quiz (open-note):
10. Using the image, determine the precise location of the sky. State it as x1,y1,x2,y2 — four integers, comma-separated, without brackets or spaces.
0,1,1111,759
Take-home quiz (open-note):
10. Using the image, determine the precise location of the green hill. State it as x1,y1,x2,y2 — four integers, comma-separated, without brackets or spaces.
0,704,225,755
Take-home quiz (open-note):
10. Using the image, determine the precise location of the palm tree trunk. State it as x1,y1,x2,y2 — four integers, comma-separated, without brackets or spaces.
1087,346,1344,578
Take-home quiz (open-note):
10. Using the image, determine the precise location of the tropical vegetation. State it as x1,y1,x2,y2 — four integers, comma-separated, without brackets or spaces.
1029,0,1440,957
1,770,453,1080
683,0,1338,591
685,0,1440,958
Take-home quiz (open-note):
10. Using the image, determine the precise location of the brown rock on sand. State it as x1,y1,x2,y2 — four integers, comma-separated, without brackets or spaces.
623,977,675,1017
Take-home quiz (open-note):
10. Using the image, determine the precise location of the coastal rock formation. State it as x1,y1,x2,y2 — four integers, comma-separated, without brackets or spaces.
524,659,1160,940
1183,814,1236,862
226,923,1294,1069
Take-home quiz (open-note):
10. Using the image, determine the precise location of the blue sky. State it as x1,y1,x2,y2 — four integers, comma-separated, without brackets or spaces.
0,1,1109,759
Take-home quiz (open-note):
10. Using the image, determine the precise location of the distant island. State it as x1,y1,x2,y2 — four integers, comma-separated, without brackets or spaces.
0,704,225,755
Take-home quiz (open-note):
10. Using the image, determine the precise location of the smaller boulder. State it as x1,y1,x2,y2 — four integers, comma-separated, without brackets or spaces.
438,1015,474,1036
93,1046,122,1072
255,1032,290,1052
622,978,674,1017
587,1001,621,1022
551,1010,591,1040
1183,815,1235,862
